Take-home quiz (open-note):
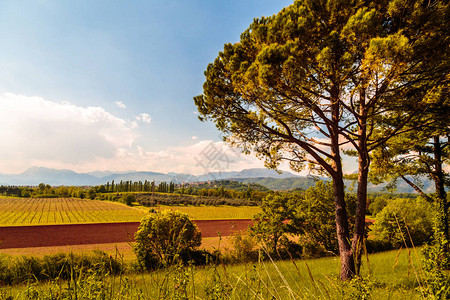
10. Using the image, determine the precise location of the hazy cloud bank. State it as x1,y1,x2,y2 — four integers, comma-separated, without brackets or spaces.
0,93,266,174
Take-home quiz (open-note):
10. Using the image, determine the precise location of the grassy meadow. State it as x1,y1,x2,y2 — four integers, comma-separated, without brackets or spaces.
0,247,427,299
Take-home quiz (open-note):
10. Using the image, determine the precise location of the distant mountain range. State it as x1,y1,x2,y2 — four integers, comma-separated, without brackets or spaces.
0,167,298,186
0,166,436,194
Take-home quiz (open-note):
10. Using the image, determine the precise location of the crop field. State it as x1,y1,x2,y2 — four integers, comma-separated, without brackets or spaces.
0,197,148,226
0,197,260,226
147,205,261,220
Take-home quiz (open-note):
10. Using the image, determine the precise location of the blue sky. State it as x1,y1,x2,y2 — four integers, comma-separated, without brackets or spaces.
0,0,302,175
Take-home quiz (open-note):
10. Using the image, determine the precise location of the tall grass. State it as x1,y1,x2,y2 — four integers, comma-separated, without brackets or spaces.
0,247,429,299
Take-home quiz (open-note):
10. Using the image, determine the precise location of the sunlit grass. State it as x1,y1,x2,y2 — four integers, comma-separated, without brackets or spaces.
0,247,426,299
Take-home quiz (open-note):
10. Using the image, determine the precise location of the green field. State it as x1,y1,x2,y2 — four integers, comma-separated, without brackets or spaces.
148,204,261,220
0,197,260,226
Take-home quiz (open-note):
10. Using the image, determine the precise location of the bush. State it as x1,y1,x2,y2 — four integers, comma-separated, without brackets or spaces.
134,210,202,270
370,197,434,248
229,231,259,263
121,193,135,206
297,236,328,258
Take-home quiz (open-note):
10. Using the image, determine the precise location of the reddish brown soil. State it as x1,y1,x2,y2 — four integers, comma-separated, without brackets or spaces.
0,219,253,249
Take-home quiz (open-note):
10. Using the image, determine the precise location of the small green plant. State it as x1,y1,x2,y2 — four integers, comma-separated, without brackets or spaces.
229,231,258,263
420,202,450,299
172,263,191,300
204,267,232,300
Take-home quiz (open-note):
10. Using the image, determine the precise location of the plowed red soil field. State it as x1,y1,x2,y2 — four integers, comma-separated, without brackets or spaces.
0,219,253,249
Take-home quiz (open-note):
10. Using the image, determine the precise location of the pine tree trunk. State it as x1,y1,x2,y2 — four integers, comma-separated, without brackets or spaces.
352,94,369,276
433,136,448,251
352,154,368,275
333,176,355,280
330,85,355,280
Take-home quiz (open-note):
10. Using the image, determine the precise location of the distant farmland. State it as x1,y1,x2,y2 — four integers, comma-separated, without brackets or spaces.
0,197,260,226
0,197,148,226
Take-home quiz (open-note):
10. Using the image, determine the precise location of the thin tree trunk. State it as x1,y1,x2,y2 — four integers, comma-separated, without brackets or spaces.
333,175,355,280
352,87,369,276
330,90,355,280
352,153,369,276
433,136,448,250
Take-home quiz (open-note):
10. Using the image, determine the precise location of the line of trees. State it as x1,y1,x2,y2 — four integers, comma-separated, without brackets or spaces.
100,180,175,193
0,184,87,198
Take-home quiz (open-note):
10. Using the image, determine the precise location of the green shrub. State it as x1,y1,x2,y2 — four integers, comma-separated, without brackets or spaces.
365,238,393,253
370,197,433,248
134,210,202,270
297,235,327,258
121,193,135,206
229,231,259,263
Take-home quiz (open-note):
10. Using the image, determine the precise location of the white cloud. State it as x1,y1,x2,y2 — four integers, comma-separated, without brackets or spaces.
136,113,151,124
102,140,267,175
0,93,137,173
115,101,126,109
0,93,314,176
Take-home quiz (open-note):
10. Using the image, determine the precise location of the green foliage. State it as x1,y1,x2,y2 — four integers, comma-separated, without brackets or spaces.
298,181,357,255
338,277,373,300
370,197,434,248
420,198,450,299
0,184,89,199
421,244,450,299
367,194,393,216
250,193,301,254
136,192,261,207
0,251,123,286
186,180,269,192
229,231,259,263
240,177,320,191
134,210,202,270
121,193,135,206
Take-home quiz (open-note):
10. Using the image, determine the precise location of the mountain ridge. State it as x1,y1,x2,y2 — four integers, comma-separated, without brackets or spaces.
0,166,435,194
0,166,298,186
